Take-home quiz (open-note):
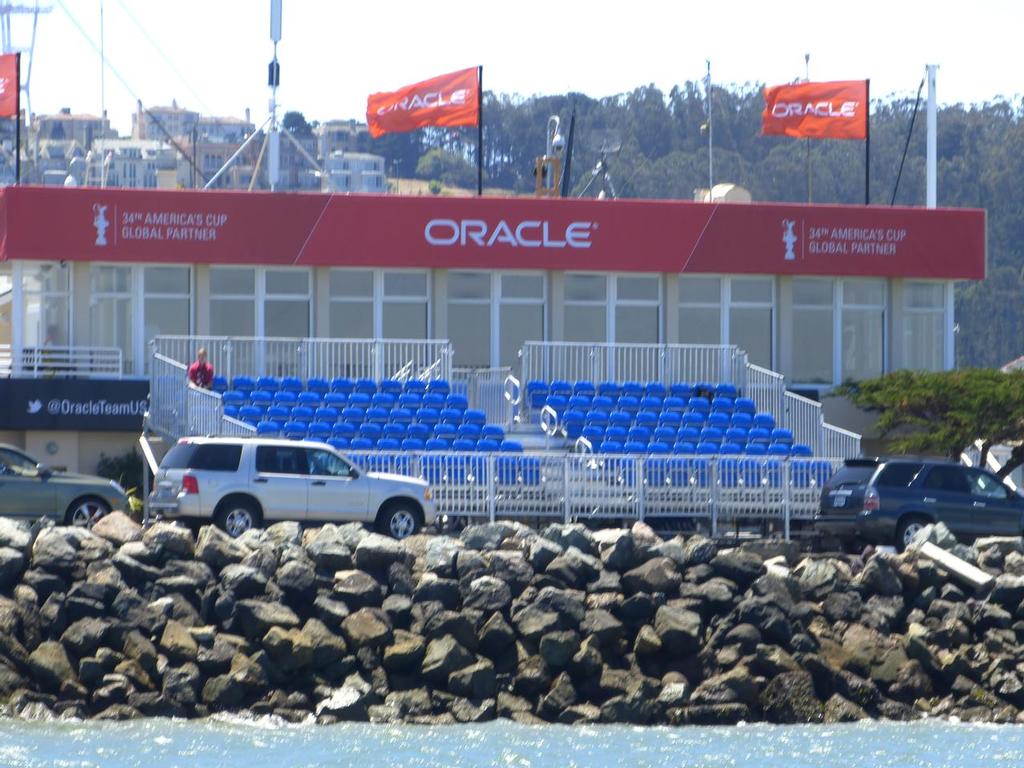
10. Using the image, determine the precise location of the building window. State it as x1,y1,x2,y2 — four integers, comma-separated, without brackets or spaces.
564,273,607,343
329,269,374,339
615,275,660,343
729,277,773,368
679,276,722,345
904,282,945,371
791,278,834,384
264,269,311,339
143,266,191,371
90,265,134,369
447,271,491,367
209,267,256,336
382,271,429,339
499,273,545,368
22,262,70,347
841,279,885,382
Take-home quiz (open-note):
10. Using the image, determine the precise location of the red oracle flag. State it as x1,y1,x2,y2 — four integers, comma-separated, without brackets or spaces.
0,54,18,118
762,80,868,140
367,67,479,138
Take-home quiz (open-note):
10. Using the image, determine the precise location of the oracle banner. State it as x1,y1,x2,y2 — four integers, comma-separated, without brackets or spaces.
762,80,868,140
0,185,985,281
367,67,479,138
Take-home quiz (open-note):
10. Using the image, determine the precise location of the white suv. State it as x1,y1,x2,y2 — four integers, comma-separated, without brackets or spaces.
148,437,436,539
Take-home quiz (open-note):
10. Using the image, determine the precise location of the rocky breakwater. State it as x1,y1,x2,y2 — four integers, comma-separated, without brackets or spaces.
1,514,1024,725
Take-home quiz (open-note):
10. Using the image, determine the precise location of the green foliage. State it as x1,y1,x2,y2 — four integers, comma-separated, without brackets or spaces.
95,448,144,496
415,148,477,188
840,369,1024,475
427,179,443,195
282,111,315,137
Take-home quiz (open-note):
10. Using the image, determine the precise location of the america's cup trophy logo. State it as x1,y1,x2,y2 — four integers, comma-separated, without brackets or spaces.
782,219,797,261
93,204,109,247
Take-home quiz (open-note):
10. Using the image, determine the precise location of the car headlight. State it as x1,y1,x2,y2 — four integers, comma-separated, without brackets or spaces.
423,487,433,501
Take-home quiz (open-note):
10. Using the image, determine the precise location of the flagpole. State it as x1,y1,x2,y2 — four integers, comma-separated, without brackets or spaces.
14,52,20,185
864,78,870,205
476,65,483,196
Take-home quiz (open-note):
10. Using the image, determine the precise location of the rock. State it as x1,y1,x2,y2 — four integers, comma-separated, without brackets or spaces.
991,574,1024,607
579,609,626,647
220,564,268,598
975,536,1023,556
315,684,370,721
690,667,760,709
195,526,248,571
422,610,478,651
383,630,426,672
413,574,461,609
761,670,824,723
888,660,934,702
0,547,26,588
598,532,636,573
709,549,763,588
333,570,385,608
60,617,110,658
513,606,562,642
265,521,302,547
538,631,580,669
513,656,551,698
658,681,690,708
89,512,142,546
27,641,78,692
823,591,863,623
541,523,597,557
313,595,350,630
527,537,563,572
654,605,703,654
539,671,577,720
478,613,516,658
546,547,602,588
354,533,410,572
276,559,316,600
634,624,663,656
621,557,681,595
422,636,474,684
450,696,496,723
448,660,496,700
752,644,802,677
233,599,300,639
823,693,868,723
910,521,958,550
463,576,511,612
0,518,32,552
736,597,793,646
341,608,393,649
421,536,463,576
31,528,78,572
160,619,199,663
142,522,194,558
460,522,516,550
162,662,201,706
797,558,841,600
857,556,903,597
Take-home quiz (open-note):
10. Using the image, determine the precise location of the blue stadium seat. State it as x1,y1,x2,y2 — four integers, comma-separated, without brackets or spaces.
398,392,422,410
731,412,754,430
464,409,486,426
568,395,592,412
390,408,413,425
422,392,446,410
341,406,365,425
290,405,314,423
725,427,748,444
682,412,706,429
267,405,290,423
332,422,356,439
647,441,670,455
768,442,791,456
249,390,274,409
238,405,262,425
323,392,347,409
599,440,624,454
581,425,604,445
608,410,631,429
307,422,331,442
297,391,321,408
678,426,701,443
715,383,739,400
791,443,813,457
622,381,644,398
283,420,307,439
328,438,350,452
384,423,407,441
425,437,450,452
640,395,662,412
623,440,647,454
371,393,396,410
653,426,677,444
426,379,451,396
377,437,401,451
307,377,329,395
605,425,628,443
734,397,757,415
711,397,734,414
591,395,615,411
482,424,505,441
355,378,378,396
458,423,483,441
330,377,354,395
452,438,476,452
359,423,383,442
439,407,464,426
434,423,457,440
445,393,469,411
688,396,710,413
707,412,730,430
211,375,228,394
673,441,697,455
273,391,297,407
645,382,668,399
617,395,640,417
350,437,374,451
407,423,430,441
500,440,524,453
562,409,585,439
222,390,245,407
380,379,403,396
401,379,425,395
747,427,771,445
256,375,280,392
256,420,281,436
597,381,622,400
744,443,768,456
544,395,568,417
628,426,651,444
401,438,425,451
549,379,573,399
527,380,549,409
635,410,658,429
348,392,371,409
754,412,776,431
699,427,724,444
658,411,682,430
366,406,390,425
771,428,794,446
231,376,255,395
719,442,742,455
670,383,693,399
695,441,719,455
415,407,439,427
281,377,304,394
662,396,687,414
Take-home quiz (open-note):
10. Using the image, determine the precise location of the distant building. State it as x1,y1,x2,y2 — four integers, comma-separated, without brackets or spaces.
84,138,177,189
323,151,386,194
132,99,199,142
33,109,115,148
198,112,255,144
318,119,370,159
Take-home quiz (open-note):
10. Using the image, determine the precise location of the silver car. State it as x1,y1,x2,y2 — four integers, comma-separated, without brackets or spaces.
148,437,436,539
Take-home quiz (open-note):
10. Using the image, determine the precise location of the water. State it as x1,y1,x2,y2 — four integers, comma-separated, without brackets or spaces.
0,718,1021,768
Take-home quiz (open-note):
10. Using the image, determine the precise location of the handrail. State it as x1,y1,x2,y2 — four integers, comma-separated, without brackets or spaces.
0,344,124,378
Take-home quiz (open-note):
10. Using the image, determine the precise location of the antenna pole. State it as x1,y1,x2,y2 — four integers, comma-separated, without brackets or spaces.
100,0,106,121
268,0,282,191
706,59,713,192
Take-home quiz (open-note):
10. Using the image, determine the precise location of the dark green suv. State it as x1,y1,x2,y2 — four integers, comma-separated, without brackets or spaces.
0,444,129,526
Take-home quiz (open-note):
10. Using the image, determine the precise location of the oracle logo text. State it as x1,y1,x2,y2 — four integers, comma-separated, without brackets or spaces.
376,89,470,115
771,101,859,118
424,219,594,249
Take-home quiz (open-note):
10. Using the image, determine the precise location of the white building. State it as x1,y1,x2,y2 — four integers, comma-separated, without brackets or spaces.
323,151,386,194
85,139,177,189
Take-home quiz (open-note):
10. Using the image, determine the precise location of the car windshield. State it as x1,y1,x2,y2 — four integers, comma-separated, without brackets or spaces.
0,448,39,477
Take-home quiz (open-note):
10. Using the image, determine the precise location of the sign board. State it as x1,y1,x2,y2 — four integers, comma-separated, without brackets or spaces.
0,378,148,431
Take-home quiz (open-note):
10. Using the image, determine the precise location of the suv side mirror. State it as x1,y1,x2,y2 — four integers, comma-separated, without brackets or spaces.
35,463,52,479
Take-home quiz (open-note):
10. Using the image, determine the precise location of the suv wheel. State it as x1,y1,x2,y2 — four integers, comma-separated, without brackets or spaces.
896,516,928,551
65,497,111,528
215,499,261,538
378,503,420,540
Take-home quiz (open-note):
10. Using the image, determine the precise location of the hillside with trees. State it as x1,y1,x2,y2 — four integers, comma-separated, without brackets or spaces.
366,83,1024,369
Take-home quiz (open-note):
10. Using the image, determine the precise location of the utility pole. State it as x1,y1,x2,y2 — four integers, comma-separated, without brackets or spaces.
926,64,937,208
268,0,282,191
805,53,811,203
705,60,713,192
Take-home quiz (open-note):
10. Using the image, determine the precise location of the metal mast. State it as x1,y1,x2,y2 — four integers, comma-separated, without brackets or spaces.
0,2,51,124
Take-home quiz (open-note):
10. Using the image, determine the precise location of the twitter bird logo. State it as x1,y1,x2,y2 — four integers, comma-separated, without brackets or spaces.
26,400,42,414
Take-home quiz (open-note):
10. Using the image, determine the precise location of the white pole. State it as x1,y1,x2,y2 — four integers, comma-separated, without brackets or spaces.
268,0,282,191
926,64,937,208
706,60,713,193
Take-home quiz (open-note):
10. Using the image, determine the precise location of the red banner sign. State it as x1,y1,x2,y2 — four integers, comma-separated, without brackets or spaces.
762,80,868,140
0,186,985,281
367,67,479,138
0,54,18,119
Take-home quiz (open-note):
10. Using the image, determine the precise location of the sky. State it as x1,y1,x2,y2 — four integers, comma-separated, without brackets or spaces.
14,0,1024,135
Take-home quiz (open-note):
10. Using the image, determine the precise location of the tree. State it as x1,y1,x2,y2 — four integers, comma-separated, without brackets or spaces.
839,368,1024,478
415,148,478,189
283,111,314,137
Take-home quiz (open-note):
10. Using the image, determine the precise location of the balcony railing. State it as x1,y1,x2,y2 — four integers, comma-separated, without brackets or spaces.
0,344,124,378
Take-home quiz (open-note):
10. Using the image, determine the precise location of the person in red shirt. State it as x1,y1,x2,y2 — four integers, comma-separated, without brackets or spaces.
188,347,214,389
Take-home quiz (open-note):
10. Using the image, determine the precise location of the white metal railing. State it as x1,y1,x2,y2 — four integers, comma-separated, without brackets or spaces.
785,391,824,452
745,363,786,424
452,367,514,428
0,344,124,378
519,341,746,389
151,336,453,384
147,353,256,439
339,450,844,536
822,423,862,461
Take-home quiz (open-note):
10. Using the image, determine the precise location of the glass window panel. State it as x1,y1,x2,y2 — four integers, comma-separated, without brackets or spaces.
91,265,131,293
210,299,255,336
329,301,373,339
792,308,834,384
329,269,373,298
383,271,427,297
210,268,255,295
500,304,544,367
730,307,772,367
792,278,833,306
449,272,491,300
144,297,190,340
843,279,885,306
565,274,606,302
144,266,190,294
842,308,884,380
24,263,70,293
904,313,944,371
617,276,659,302
23,295,70,347
615,305,659,343
905,282,945,309
383,302,427,338
448,304,491,367
90,296,133,367
265,299,310,337
501,274,544,299
265,270,309,296
731,277,773,304
679,306,721,344
564,305,606,343
679,276,720,304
